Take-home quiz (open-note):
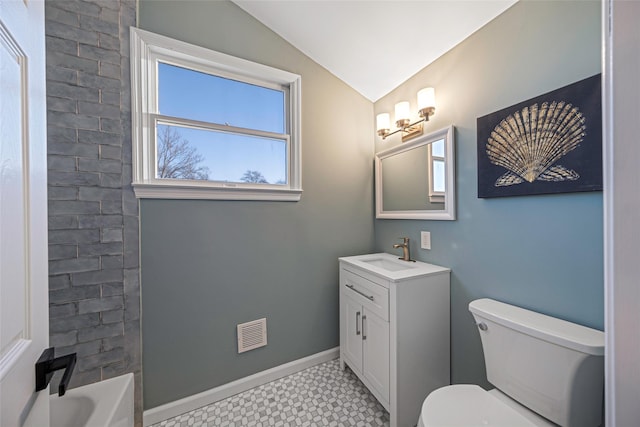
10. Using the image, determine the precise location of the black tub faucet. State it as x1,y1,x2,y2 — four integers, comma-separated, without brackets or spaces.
35,347,77,396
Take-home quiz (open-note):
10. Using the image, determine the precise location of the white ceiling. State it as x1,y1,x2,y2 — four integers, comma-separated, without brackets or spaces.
233,0,518,101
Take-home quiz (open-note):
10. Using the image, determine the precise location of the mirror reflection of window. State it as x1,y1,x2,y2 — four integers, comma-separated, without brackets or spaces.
429,139,446,203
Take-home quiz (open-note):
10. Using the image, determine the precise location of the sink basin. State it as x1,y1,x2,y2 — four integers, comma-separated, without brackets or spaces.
50,373,133,427
362,257,416,272
340,253,449,281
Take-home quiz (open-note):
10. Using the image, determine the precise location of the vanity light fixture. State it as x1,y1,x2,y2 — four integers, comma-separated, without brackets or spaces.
376,87,436,142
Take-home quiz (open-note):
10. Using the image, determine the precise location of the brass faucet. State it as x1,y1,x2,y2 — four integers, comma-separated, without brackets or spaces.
393,237,414,262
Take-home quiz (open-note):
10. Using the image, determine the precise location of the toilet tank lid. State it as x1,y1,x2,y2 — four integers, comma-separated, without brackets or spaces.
469,299,604,356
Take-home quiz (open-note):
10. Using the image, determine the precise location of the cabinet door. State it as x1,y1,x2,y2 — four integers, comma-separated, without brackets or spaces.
362,310,390,401
341,292,363,375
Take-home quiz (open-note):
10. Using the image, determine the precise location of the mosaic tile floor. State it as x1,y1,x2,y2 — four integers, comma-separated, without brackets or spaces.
152,358,390,427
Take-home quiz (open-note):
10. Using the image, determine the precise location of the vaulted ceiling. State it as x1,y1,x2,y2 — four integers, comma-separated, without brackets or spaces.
233,0,518,101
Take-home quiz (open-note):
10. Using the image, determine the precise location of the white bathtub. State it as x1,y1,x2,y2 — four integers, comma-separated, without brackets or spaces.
50,373,134,427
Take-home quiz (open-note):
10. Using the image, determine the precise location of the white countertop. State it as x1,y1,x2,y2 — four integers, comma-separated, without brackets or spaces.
339,253,450,281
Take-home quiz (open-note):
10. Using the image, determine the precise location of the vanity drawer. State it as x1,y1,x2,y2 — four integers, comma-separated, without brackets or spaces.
342,269,389,321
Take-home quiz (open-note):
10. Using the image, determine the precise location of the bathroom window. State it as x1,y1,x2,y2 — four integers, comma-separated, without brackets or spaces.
130,28,302,200
429,139,445,203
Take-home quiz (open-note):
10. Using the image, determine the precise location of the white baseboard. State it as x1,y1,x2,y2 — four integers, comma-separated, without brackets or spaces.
143,347,339,426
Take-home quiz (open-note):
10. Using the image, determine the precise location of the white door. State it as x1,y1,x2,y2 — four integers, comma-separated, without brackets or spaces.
362,310,389,403
0,0,50,426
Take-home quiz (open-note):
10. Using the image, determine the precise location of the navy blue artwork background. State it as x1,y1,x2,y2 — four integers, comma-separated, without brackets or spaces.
477,74,602,198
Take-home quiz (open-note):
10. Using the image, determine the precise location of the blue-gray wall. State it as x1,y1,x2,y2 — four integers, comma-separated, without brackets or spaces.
139,0,604,410
138,1,374,409
374,0,603,387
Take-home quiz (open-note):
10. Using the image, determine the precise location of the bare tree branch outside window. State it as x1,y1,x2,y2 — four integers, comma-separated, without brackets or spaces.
240,170,268,183
157,126,210,180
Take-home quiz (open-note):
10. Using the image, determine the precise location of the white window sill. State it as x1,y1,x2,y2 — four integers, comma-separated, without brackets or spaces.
133,183,302,201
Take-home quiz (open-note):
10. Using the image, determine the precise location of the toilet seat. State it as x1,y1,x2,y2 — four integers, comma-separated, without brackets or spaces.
418,385,555,427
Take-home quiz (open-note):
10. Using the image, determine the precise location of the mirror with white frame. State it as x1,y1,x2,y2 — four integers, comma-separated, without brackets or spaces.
375,125,455,220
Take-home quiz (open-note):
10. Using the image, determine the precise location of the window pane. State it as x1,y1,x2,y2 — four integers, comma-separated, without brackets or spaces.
158,62,285,134
156,124,287,185
432,159,445,193
431,139,445,157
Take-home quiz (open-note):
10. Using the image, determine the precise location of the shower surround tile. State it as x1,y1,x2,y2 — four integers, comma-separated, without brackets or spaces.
152,359,390,427
45,0,141,424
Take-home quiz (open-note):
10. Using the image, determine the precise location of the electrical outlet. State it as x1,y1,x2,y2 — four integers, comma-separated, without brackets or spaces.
421,231,431,250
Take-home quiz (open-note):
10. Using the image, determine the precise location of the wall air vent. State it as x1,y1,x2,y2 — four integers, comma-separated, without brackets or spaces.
237,318,267,353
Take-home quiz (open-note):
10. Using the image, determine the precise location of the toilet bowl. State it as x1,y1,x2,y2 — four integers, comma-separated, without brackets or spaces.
417,385,555,427
417,298,604,427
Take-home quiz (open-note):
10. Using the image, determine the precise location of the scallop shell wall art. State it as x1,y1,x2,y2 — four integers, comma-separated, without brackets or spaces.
477,74,602,198
487,101,585,187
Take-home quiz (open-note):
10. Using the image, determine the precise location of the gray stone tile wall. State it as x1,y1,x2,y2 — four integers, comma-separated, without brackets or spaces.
45,1,141,425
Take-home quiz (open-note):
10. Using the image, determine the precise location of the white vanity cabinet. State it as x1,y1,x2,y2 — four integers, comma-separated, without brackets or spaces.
339,253,450,427
341,268,390,401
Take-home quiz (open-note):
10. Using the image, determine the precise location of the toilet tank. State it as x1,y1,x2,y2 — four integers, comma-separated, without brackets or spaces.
469,299,604,427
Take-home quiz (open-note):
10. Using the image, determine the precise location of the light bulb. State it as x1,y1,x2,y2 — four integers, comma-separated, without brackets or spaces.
394,101,411,123
417,87,436,110
376,113,390,132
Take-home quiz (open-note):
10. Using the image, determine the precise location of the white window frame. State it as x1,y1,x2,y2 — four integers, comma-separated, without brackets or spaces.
130,28,302,201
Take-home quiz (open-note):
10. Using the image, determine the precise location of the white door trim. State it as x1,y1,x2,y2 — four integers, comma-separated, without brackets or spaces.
602,0,640,425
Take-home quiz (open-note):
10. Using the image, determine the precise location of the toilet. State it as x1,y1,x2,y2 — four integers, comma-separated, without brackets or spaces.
418,298,604,427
